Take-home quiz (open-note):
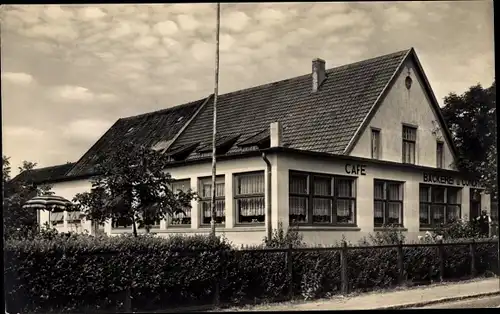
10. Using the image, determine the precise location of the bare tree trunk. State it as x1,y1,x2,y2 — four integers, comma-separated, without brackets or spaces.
210,2,221,238
132,214,138,237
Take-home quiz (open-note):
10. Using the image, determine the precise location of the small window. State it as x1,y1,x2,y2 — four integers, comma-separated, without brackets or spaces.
169,179,192,226
235,172,265,224
436,142,444,168
199,176,225,225
374,180,404,227
371,129,381,159
402,126,417,164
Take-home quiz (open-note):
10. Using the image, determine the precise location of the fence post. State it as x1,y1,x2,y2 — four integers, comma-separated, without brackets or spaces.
437,239,444,282
397,240,404,284
287,244,293,299
469,239,476,277
340,241,348,295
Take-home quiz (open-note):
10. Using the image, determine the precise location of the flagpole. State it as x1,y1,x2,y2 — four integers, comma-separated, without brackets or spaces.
210,2,221,238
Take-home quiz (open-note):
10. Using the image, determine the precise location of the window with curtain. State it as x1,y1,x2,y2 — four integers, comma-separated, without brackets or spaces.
199,176,225,225
289,171,356,225
371,128,381,159
402,125,417,164
50,212,64,226
374,180,404,227
67,211,83,224
169,179,192,226
235,172,265,224
419,184,462,228
436,142,444,168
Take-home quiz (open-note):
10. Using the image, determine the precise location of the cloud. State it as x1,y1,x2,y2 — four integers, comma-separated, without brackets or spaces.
223,11,250,32
2,72,34,84
4,126,45,138
78,7,107,20
63,119,113,142
177,14,201,31
53,85,94,101
153,20,179,36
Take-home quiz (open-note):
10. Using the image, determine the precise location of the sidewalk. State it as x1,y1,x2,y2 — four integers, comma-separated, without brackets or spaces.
223,277,500,311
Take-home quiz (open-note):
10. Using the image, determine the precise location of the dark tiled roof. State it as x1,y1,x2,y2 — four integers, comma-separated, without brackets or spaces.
169,49,410,160
10,162,76,184
67,97,208,177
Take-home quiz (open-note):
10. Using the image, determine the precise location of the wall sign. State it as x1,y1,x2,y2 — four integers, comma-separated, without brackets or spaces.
345,164,367,176
422,172,481,187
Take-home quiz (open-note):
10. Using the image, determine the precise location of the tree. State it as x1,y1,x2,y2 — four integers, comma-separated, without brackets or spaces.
73,142,197,237
2,156,54,239
441,81,497,203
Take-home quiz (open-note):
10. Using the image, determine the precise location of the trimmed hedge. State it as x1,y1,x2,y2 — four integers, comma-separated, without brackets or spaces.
4,232,499,313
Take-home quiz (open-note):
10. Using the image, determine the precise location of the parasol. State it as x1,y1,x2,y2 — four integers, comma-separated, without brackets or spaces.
22,195,74,212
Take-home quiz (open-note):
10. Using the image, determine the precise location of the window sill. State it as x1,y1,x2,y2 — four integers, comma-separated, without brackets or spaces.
374,227,407,232
296,225,360,232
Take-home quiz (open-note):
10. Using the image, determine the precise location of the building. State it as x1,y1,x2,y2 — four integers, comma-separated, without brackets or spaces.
23,48,492,246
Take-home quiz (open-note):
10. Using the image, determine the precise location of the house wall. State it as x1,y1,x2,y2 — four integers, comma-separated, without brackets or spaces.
39,180,93,234
350,58,456,170
276,153,487,245
41,154,490,247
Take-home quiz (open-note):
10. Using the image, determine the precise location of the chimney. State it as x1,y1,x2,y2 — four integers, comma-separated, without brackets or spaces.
312,58,326,92
270,121,282,148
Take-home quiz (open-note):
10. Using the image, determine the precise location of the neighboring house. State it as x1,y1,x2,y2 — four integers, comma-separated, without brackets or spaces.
34,48,490,245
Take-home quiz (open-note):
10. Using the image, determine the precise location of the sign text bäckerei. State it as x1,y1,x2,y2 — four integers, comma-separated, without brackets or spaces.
423,173,481,187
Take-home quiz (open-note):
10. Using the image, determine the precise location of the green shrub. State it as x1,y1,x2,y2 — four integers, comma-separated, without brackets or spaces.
4,228,498,313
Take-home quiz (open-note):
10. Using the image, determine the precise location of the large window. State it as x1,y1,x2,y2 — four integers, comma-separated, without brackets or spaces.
374,180,404,227
289,172,356,225
436,142,444,168
234,172,265,224
402,125,417,164
199,176,225,225
371,128,381,159
169,179,192,226
419,184,461,227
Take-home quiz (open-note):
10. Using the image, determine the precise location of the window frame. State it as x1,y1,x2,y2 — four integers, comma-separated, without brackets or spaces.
234,170,266,225
402,125,417,164
167,178,192,228
419,184,462,228
198,175,226,227
436,141,444,168
371,127,381,160
289,170,357,226
373,179,404,227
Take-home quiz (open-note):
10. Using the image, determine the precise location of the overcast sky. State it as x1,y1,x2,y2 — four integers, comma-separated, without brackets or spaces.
1,2,495,175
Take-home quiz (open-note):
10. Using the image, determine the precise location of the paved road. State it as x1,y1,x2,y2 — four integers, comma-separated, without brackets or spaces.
413,295,500,308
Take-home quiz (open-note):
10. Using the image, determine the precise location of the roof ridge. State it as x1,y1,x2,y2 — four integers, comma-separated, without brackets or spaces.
213,48,413,100
120,96,210,121
115,48,412,122
28,162,75,172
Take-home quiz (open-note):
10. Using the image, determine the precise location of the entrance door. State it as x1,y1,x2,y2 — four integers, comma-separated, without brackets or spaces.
470,189,482,221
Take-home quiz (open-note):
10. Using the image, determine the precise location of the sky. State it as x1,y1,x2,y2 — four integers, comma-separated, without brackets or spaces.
1,2,495,176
